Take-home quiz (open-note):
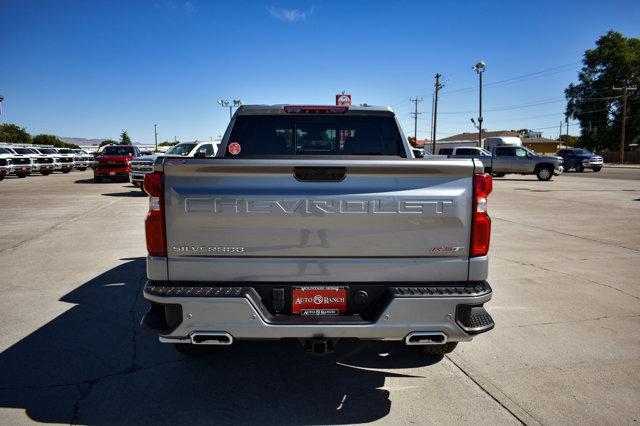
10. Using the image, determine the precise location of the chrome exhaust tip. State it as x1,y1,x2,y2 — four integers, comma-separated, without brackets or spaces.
190,331,234,345
405,332,447,345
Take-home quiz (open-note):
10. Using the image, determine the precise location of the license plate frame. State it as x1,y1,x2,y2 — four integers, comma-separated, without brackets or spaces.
109,171,116,176
292,286,348,316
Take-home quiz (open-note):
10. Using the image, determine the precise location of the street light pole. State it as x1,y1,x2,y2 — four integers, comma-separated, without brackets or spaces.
154,124,158,152
473,61,486,148
218,99,243,121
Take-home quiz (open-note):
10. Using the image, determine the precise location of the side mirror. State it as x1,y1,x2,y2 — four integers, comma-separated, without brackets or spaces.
194,150,207,159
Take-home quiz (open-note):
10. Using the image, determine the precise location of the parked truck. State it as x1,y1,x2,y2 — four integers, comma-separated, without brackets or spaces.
94,145,142,182
141,105,495,356
129,141,218,191
448,145,563,181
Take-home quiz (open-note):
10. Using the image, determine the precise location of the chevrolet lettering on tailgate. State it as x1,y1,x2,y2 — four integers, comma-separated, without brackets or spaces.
185,198,455,215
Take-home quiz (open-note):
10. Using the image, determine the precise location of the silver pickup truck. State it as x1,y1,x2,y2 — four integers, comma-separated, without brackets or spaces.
141,105,495,356
449,146,563,181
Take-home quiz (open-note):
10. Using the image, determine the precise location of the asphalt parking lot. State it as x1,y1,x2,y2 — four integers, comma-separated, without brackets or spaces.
0,168,639,425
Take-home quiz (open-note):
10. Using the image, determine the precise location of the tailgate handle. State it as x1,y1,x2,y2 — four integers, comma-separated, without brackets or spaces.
294,167,346,182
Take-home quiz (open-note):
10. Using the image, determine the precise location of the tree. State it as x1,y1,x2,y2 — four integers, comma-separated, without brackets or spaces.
0,123,31,144
32,134,79,148
159,140,178,146
99,139,118,147
119,131,132,145
565,31,640,151
33,134,64,146
559,135,579,146
407,136,416,146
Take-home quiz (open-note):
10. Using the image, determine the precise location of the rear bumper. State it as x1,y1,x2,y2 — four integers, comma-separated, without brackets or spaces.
141,281,494,343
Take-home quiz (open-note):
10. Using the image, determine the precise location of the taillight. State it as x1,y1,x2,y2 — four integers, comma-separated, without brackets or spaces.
283,105,349,114
471,173,492,257
144,172,166,257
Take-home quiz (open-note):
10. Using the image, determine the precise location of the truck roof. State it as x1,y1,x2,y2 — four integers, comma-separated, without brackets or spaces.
237,104,395,116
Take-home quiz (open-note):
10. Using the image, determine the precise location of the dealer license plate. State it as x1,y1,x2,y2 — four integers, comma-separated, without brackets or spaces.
292,286,347,316
109,171,116,176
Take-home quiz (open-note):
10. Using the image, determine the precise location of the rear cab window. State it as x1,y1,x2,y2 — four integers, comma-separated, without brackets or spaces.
224,114,406,157
495,147,515,156
166,143,196,156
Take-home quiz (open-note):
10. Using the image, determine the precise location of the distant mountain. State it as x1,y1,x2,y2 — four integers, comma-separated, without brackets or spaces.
58,136,150,146
58,137,108,146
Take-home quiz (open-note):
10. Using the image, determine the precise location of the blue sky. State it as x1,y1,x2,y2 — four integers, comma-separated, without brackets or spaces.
1,0,639,143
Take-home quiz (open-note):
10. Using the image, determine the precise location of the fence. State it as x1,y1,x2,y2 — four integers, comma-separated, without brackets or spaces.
602,151,640,164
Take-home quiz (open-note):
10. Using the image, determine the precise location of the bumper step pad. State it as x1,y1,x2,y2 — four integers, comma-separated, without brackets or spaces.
390,282,490,297
456,305,495,334
145,285,245,298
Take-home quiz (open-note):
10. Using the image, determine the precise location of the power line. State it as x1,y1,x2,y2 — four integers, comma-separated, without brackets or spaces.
441,63,579,95
437,98,563,115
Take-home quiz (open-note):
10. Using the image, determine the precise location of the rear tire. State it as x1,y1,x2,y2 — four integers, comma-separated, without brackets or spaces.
536,166,553,181
575,162,584,173
41,171,51,176
592,166,602,172
422,342,458,355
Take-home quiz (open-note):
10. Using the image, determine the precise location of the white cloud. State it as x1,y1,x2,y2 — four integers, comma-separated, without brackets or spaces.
154,1,193,13
267,6,314,23
183,1,195,13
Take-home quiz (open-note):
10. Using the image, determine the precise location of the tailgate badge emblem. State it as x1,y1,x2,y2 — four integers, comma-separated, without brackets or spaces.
431,246,464,253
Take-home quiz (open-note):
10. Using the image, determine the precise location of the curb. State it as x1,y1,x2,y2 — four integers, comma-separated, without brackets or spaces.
604,164,640,169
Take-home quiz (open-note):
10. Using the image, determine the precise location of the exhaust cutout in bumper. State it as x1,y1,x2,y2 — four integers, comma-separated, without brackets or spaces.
186,331,234,345
405,331,447,345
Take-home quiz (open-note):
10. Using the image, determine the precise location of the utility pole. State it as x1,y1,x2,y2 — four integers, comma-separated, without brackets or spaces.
565,117,569,147
432,73,443,155
409,96,423,143
558,121,563,142
154,124,158,152
613,85,637,164
430,93,435,145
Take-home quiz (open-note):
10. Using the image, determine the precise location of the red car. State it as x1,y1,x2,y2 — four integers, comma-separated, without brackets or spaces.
94,145,142,183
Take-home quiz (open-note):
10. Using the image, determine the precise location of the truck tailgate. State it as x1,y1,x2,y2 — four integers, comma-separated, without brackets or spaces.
162,158,476,282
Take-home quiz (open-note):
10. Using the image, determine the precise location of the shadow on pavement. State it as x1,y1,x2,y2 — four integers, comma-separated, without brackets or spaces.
0,258,441,424
100,190,147,197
